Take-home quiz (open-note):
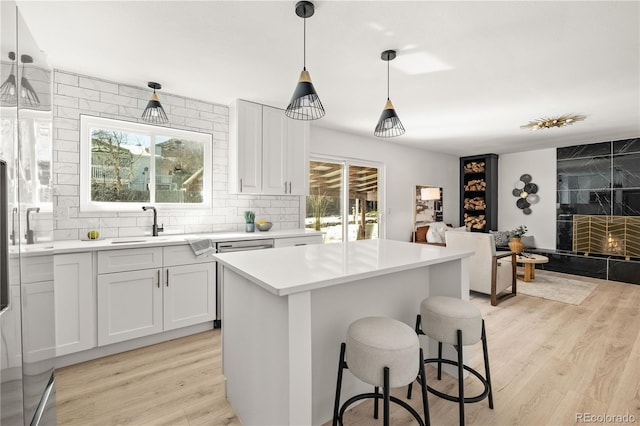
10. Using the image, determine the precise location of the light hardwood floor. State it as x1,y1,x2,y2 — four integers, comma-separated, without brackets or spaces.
57,271,640,425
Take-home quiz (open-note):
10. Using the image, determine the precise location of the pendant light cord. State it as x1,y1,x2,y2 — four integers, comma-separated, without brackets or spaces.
387,59,390,100
303,17,307,70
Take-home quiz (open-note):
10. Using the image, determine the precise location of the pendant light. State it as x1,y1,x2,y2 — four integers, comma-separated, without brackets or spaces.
142,82,168,124
0,52,17,105
374,50,405,138
285,1,325,120
20,54,40,107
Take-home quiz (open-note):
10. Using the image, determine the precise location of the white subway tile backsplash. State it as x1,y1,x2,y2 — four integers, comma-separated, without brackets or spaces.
100,92,138,107
54,162,78,174
57,151,80,164
79,77,119,94
53,185,79,196
54,117,80,131
58,84,100,101
79,98,119,114
52,70,302,241
185,118,213,130
55,72,79,86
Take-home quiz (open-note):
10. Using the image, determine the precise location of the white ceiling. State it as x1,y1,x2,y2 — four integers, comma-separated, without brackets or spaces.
16,1,640,157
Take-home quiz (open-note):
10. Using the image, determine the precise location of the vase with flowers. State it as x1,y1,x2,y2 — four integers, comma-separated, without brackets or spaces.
508,225,528,254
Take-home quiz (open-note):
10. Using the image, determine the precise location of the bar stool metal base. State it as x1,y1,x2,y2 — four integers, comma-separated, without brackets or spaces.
408,315,494,426
333,342,430,426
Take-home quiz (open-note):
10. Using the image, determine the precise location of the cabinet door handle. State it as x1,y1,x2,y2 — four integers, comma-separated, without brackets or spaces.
284,181,288,194
166,269,169,287
289,182,292,194
240,178,243,192
157,270,160,288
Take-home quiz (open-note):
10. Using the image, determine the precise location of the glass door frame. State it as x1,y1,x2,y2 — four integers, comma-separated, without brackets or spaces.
303,154,385,242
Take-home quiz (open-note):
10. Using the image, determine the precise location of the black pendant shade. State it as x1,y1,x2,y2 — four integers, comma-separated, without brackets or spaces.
142,82,168,124
0,52,17,106
286,68,324,120
375,99,405,138
374,50,405,138
285,1,325,120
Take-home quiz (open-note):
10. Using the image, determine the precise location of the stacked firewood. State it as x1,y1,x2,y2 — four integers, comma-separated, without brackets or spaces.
464,197,486,210
463,161,485,173
464,179,486,191
464,213,486,229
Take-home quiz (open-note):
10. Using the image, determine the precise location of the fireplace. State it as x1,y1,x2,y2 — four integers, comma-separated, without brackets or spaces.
573,215,640,259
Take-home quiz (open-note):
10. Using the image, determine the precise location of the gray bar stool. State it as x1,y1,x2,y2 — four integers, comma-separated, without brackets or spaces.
408,296,493,426
332,316,430,426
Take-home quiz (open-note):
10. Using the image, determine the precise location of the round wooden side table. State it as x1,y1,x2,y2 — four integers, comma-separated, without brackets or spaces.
514,254,549,282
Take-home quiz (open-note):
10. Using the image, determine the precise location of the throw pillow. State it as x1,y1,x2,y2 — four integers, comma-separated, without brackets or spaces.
489,230,511,247
521,235,536,248
426,227,445,244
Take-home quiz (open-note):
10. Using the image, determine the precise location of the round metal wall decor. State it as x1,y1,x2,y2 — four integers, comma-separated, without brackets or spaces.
513,174,539,215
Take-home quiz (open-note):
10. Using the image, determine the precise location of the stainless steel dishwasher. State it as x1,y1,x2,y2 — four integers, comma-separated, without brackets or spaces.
214,239,274,327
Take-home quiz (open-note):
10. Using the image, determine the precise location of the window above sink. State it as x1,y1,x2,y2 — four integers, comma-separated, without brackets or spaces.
79,115,213,212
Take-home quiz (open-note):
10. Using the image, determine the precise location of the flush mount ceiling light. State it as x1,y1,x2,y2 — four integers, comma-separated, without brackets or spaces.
285,1,325,120
20,54,40,107
374,49,405,138
520,113,586,130
141,82,168,124
0,52,17,105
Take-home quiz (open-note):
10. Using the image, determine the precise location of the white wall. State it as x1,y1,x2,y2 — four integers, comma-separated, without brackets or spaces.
309,126,459,242
498,148,556,249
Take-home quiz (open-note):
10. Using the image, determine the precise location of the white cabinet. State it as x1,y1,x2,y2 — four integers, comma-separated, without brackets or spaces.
54,253,95,356
96,246,215,346
273,235,323,248
164,263,215,331
230,100,262,194
97,268,163,346
230,99,309,195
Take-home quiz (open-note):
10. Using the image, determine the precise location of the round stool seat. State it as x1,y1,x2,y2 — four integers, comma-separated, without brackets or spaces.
346,317,419,388
420,296,482,346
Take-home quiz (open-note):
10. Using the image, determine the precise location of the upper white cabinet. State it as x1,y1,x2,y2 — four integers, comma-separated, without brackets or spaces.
229,100,309,195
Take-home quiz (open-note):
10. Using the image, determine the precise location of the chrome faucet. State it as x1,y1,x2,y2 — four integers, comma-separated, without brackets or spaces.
142,206,164,236
25,207,40,245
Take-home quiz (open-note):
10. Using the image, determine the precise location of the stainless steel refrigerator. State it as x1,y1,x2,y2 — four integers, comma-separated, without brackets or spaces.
1,2,56,424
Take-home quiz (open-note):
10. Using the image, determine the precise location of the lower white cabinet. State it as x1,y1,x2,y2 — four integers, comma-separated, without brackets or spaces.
273,235,323,248
97,268,163,346
54,252,95,356
163,263,216,331
97,247,216,346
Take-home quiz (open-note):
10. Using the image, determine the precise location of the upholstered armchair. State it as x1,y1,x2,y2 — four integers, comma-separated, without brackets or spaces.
445,231,517,306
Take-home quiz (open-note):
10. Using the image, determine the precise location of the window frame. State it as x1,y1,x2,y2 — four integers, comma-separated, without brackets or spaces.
80,115,212,212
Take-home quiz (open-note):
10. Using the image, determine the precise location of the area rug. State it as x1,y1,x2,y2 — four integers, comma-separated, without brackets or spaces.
516,273,597,305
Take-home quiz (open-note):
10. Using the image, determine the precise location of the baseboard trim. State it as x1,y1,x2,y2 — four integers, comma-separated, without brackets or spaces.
54,322,214,368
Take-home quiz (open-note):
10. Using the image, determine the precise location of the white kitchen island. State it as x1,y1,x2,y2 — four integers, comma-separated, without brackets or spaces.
214,239,473,426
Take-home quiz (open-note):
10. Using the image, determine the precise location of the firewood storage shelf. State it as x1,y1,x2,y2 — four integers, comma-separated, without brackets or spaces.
460,154,498,232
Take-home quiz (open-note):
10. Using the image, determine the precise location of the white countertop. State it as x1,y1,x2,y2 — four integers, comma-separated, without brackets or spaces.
20,229,322,255
214,239,474,296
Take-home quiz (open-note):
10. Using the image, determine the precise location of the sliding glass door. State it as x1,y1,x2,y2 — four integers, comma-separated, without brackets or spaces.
306,158,382,243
